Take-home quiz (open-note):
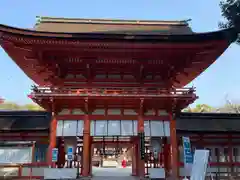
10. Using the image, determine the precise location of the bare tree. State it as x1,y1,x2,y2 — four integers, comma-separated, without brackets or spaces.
220,94,240,113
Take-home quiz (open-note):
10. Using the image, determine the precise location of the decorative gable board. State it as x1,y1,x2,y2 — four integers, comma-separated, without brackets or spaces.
95,74,106,79
124,109,137,115
92,109,105,115
158,110,168,116
145,110,155,116
107,109,121,115
123,75,134,79
72,109,84,115
58,108,71,115
108,74,121,79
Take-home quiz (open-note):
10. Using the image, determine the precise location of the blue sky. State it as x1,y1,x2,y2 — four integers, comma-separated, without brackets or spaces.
0,0,239,107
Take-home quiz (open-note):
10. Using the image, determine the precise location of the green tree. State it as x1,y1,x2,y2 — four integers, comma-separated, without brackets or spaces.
0,102,44,111
0,102,21,110
219,0,240,42
21,104,44,111
183,104,213,112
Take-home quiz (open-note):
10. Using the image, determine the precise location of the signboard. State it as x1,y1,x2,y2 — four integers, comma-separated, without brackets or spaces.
190,150,210,180
52,148,58,162
182,137,193,165
67,147,73,161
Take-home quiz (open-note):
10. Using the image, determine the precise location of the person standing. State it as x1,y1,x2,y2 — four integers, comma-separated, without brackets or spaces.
121,157,127,168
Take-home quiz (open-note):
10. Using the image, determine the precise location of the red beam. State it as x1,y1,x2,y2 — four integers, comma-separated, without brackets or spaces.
60,82,167,88
92,141,133,145
56,114,169,120
186,135,240,139
178,162,240,167
35,40,226,51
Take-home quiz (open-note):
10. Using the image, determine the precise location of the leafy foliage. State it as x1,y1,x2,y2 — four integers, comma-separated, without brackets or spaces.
183,104,213,113
0,102,44,111
183,102,240,113
219,0,240,42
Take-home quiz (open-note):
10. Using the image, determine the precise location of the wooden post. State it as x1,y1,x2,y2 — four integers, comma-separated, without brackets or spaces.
31,142,36,163
169,112,179,179
163,137,170,177
138,99,145,178
48,111,57,167
228,134,234,176
132,140,138,176
82,99,91,177
89,137,93,176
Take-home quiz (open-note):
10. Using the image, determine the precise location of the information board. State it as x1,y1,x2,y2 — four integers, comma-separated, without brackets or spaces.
52,148,58,162
67,146,73,161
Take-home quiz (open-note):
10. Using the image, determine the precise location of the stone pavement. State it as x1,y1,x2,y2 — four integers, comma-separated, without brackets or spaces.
91,167,141,180
92,167,132,176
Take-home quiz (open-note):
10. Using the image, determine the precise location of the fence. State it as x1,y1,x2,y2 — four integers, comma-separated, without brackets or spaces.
0,163,48,179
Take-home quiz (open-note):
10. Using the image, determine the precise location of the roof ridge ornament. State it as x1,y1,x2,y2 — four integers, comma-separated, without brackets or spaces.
35,16,42,26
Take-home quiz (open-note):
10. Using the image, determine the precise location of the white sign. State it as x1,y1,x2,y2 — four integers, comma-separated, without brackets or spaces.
52,148,58,162
67,146,74,161
44,168,77,179
190,150,209,180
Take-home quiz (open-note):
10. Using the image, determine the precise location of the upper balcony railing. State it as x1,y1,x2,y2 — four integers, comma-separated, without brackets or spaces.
30,86,197,99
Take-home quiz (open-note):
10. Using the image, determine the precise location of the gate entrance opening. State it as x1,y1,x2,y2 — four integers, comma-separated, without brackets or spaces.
55,119,170,178
92,136,133,177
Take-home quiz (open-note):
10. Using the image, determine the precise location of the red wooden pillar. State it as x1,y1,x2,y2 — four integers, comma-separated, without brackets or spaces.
169,112,179,179
137,99,145,178
163,137,170,177
48,112,57,167
82,99,91,177
31,142,36,163
228,134,233,175
132,140,138,176
89,137,93,176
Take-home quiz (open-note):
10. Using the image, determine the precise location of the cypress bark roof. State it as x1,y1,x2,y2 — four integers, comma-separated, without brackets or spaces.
34,16,193,35
0,111,240,132
176,112,240,132
0,111,51,131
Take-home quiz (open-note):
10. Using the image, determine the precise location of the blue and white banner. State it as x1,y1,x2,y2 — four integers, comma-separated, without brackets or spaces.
52,148,58,162
67,146,74,161
182,136,193,166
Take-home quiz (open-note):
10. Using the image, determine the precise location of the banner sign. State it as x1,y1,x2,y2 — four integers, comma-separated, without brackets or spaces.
190,150,210,180
67,146,74,161
182,137,193,166
52,148,58,162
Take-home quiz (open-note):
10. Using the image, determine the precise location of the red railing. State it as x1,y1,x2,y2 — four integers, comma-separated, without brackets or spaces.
0,162,48,179
1,162,239,179
30,86,196,98
179,162,240,179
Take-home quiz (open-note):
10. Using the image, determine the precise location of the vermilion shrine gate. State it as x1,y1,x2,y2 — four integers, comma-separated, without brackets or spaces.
0,16,239,179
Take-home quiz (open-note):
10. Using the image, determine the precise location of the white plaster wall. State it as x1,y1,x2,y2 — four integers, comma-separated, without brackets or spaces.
0,147,32,164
